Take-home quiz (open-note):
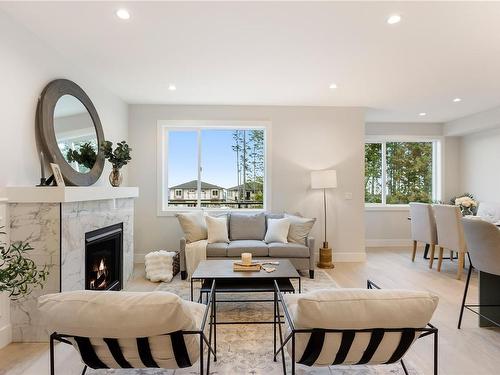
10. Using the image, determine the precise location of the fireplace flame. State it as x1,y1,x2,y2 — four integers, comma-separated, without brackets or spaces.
90,258,109,290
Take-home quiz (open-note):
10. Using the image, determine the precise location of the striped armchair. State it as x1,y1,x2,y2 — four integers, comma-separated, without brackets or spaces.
39,282,216,375
274,280,439,375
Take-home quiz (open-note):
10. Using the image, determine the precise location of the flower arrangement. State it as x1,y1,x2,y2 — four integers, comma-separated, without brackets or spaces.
100,141,132,187
450,193,478,216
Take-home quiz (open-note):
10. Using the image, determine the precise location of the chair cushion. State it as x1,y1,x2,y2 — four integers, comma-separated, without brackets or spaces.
229,212,266,240
284,288,439,366
38,290,203,338
268,242,309,258
206,242,228,257
286,288,438,329
227,240,269,256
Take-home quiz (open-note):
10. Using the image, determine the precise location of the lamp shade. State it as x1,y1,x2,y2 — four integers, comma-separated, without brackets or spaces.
311,170,337,189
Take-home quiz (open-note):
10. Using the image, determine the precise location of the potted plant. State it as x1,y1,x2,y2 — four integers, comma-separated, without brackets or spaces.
0,229,49,300
101,140,132,187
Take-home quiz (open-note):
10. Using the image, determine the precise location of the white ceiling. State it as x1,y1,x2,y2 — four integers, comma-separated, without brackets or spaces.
2,1,500,123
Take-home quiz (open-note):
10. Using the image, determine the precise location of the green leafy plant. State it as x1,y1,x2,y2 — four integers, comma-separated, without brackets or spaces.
66,141,97,169
0,229,49,300
101,141,132,169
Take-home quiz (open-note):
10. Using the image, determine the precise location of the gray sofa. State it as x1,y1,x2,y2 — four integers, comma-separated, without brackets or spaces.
179,212,315,279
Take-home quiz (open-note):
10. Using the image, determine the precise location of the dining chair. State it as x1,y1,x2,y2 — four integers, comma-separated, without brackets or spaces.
409,203,438,268
459,218,500,328
433,204,467,279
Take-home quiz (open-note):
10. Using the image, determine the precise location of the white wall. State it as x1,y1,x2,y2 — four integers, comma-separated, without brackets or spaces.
364,122,461,246
128,105,366,261
0,10,128,348
460,127,500,202
0,10,128,187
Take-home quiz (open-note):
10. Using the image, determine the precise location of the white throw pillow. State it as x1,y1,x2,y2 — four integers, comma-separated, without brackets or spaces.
265,218,290,243
176,212,207,242
285,213,316,245
206,215,229,244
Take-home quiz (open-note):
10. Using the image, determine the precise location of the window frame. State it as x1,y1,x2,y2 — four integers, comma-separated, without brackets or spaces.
157,120,271,216
364,135,443,208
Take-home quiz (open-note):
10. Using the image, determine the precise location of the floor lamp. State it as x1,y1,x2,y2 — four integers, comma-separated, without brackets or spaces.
311,169,337,269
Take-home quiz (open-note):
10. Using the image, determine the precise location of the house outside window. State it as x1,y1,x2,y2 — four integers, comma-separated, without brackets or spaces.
365,137,441,206
157,121,268,213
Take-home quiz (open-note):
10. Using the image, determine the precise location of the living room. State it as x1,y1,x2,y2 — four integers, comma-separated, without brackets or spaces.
0,2,499,375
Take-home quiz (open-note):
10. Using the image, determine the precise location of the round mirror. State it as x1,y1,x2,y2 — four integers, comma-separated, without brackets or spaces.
54,95,98,173
37,79,105,186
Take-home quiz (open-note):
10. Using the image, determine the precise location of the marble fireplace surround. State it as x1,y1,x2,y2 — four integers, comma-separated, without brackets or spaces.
3,187,138,342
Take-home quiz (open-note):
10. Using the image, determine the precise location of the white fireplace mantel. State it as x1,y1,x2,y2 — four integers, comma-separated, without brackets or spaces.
1,186,139,203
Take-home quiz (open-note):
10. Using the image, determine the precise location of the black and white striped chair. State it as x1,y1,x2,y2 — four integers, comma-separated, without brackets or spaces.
274,280,439,375
38,282,216,375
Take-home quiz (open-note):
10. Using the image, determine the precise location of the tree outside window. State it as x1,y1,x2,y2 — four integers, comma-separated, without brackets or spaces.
365,141,435,204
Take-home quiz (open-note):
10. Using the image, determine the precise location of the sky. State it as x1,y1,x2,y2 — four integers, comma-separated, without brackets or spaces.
167,129,241,188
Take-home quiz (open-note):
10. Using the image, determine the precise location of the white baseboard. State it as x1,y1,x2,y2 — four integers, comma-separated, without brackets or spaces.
332,252,367,262
0,324,12,349
365,239,412,247
134,253,146,264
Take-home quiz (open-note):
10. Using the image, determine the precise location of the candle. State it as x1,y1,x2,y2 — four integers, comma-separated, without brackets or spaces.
40,151,45,179
241,252,252,266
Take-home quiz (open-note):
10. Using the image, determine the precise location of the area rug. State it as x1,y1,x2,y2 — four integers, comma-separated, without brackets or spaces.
89,270,419,375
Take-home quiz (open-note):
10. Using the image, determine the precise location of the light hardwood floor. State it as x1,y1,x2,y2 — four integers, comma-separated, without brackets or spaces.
0,246,498,375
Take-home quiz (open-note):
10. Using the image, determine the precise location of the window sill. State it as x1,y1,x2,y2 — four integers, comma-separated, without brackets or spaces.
365,204,410,211
157,208,267,217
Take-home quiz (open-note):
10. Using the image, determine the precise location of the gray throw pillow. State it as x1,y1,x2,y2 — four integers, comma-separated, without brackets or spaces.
284,213,316,245
229,212,266,240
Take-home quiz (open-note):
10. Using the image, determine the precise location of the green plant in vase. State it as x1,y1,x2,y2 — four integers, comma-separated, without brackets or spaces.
101,140,132,187
0,229,49,300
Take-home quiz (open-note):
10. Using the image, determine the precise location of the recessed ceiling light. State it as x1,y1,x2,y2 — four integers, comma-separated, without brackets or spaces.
419,112,427,117
453,97,462,103
116,9,130,20
329,83,338,89
168,84,177,91
387,14,401,25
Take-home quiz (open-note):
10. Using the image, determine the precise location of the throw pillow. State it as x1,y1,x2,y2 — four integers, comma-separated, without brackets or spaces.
176,212,207,242
206,215,230,244
285,213,316,245
264,218,290,243
230,212,266,240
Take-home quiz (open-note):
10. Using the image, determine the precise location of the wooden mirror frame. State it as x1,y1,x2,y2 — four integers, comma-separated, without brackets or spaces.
36,79,105,186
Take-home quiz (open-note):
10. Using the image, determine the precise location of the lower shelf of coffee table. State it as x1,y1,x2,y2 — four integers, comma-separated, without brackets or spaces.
198,277,295,294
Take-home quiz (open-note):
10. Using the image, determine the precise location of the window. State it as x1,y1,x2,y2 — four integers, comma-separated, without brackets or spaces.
158,122,267,212
365,139,441,205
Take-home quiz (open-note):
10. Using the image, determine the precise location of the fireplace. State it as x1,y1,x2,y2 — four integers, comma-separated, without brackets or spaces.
85,223,123,291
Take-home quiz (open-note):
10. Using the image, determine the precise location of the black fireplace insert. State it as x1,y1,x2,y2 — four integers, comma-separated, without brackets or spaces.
85,223,123,291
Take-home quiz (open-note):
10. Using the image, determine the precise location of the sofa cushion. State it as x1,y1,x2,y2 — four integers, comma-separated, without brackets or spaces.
229,212,266,241
176,212,207,243
264,218,290,243
206,242,228,257
227,240,269,257
285,213,316,245
268,242,310,258
206,215,229,243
